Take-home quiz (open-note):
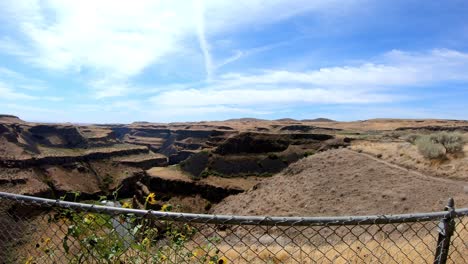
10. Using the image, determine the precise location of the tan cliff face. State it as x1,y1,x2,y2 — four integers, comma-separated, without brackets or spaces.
0,116,349,198
0,115,467,205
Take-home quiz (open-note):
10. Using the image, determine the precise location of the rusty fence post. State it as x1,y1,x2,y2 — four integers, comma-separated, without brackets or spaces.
434,198,456,264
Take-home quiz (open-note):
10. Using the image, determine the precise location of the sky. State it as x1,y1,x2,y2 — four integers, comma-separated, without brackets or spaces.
0,0,467,123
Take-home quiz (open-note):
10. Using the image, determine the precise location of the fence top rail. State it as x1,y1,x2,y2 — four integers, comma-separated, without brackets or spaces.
1,192,467,226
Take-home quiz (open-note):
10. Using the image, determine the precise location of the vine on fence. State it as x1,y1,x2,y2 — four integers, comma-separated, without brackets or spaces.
25,191,227,264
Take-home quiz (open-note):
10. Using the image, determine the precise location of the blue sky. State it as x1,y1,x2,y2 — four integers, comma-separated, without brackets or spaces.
0,0,467,123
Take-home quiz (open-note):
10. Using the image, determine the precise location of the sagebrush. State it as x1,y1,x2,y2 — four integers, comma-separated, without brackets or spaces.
415,132,465,159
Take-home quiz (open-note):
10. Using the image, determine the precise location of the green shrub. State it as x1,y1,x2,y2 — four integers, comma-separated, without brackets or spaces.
415,132,464,159
415,136,446,159
198,169,224,179
429,132,464,154
40,193,219,263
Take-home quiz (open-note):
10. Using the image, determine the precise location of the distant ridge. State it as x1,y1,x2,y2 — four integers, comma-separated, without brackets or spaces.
0,114,23,123
0,114,20,119
224,118,266,122
302,118,335,122
275,118,297,122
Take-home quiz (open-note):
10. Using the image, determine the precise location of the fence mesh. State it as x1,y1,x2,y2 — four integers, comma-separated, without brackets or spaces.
0,192,467,264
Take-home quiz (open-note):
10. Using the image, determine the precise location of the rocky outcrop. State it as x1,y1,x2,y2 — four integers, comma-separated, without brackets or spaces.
280,125,341,132
116,154,168,169
214,132,333,155
1,116,343,199
140,173,244,203
214,133,290,155
0,146,149,168
29,125,88,148
395,126,468,132
181,132,337,178
121,126,237,164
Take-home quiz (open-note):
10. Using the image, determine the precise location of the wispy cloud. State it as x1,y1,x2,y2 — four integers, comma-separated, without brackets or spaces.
1,1,467,122
0,0,364,98
0,66,47,91
151,88,394,107
148,49,468,114
213,49,468,88
194,0,214,81
0,81,63,101
0,67,54,100
216,38,307,69
0,82,36,100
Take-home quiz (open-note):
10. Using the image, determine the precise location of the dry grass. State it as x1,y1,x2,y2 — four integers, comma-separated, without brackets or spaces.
350,140,468,181
210,224,467,264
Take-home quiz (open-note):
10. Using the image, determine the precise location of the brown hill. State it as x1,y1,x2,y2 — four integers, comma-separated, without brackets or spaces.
212,148,468,216
302,118,335,122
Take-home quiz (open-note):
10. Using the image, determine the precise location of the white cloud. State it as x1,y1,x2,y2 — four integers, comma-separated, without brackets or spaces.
0,67,66,101
214,49,468,89
0,66,47,91
76,100,143,112
202,0,360,33
3,103,57,113
216,39,299,69
148,49,468,111
0,82,36,100
151,88,394,107
0,81,63,101
0,0,364,98
0,67,55,100
194,0,214,81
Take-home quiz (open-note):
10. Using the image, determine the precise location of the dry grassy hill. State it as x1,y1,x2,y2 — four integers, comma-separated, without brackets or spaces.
213,148,468,216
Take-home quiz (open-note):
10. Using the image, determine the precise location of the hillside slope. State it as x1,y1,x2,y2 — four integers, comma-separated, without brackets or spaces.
213,149,468,216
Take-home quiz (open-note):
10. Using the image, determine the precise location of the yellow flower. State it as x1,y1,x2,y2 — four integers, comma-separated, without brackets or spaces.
160,254,167,261
161,204,172,212
185,224,193,233
122,202,131,208
83,214,95,224
141,237,150,247
217,257,228,264
146,193,157,205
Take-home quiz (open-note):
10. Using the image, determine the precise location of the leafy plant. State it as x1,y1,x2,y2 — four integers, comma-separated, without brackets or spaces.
415,136,446,159
415,132,465,159
429,132,464,154
35,192,229,263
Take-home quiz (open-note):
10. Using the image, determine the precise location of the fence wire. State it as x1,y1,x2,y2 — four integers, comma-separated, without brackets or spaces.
0,192,467,264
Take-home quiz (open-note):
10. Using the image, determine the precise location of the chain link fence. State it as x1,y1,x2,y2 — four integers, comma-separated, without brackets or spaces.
0,191,467,264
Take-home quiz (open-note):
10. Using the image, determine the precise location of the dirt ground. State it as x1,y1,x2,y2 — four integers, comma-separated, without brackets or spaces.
213,148,468,216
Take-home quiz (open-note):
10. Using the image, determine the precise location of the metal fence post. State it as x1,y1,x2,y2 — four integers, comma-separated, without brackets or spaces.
434,198,456,264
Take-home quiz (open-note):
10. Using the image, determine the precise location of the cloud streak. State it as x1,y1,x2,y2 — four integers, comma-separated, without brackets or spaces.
149,49,468,111
0,0,365,98
194,0,214,81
